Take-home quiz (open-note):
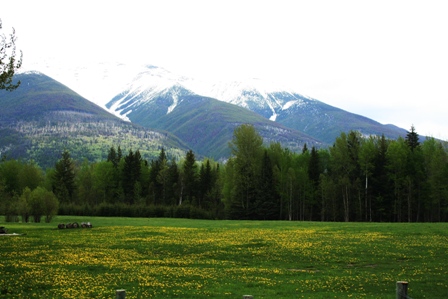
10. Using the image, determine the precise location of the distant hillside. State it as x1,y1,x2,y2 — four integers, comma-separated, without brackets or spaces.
0,72,189,168
108,84,321,159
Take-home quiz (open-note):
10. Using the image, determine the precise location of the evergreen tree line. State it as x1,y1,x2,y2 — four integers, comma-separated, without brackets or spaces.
1,124,448,222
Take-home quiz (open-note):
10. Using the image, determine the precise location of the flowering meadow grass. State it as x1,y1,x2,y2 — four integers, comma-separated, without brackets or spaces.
1,217,447,298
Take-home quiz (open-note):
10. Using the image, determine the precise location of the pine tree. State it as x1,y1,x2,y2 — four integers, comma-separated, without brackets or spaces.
405,125,420,151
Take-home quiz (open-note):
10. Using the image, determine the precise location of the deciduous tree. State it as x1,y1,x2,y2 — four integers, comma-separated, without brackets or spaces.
0,19,22,91
227,124,263,219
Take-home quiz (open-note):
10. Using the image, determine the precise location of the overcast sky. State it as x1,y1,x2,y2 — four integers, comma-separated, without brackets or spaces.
2,0,448,140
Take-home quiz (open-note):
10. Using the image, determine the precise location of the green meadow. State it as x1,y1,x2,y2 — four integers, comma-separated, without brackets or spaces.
1,217,447,298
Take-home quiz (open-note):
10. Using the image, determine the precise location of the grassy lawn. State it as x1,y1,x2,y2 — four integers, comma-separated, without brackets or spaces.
1,216,447,298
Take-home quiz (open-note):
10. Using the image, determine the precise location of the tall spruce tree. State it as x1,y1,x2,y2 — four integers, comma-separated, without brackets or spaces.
53,150,76,203
198,160,213,209
122,149,142,204
371,135,391,221
308,146,320,188
182,150,198,206
167,158,180,206
404,126,425,221
405,125,420,151
256,150,280,219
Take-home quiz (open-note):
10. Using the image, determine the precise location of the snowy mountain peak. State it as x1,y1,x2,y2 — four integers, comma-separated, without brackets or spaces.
106,66,196,120
188,77,313,121
104,63,319,122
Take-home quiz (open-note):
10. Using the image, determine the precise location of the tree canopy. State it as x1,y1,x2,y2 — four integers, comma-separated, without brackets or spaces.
2,125,448,222
0,19,22,91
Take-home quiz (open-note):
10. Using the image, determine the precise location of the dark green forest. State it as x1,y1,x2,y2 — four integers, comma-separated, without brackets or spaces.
1,124,448,222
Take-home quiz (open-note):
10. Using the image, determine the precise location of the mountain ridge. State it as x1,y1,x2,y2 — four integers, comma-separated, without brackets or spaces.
108,83,321,159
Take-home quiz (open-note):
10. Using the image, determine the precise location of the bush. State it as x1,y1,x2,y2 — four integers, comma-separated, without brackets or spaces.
174,204,191,218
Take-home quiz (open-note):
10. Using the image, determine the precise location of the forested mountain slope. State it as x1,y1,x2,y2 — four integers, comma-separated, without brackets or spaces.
108,84,321,159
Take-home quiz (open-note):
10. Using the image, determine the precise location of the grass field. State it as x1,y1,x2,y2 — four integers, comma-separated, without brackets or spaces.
1,216,447,298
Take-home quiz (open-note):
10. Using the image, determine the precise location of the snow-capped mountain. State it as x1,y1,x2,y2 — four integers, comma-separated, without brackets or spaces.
106,65,314,122
105,64,407,145
106,66,195,121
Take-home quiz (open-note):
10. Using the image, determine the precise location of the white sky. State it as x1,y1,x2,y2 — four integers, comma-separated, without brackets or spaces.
2,0,448,140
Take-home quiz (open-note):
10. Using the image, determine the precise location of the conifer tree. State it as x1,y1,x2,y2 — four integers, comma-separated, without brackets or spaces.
122,149,142,204
148,148,167,205
199,159,213,209
182,150,198,205
107,146,120,168
53,150,76,203
308,146,320,188
405,125,420,151
371,135,392,221
256,150,280,219
167,158,180,206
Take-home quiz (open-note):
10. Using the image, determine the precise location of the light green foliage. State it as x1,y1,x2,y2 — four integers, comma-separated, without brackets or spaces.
17,187,31,222
227,124,264,219
27,186,59,223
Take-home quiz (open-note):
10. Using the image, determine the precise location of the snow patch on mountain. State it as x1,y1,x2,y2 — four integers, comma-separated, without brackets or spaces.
109,100,131,122
283,100,301,110
165,85,188,114
167,94,179,114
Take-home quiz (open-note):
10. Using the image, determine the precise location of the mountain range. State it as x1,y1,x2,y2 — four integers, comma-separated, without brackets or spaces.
0,64,409,167
107,65,407,145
